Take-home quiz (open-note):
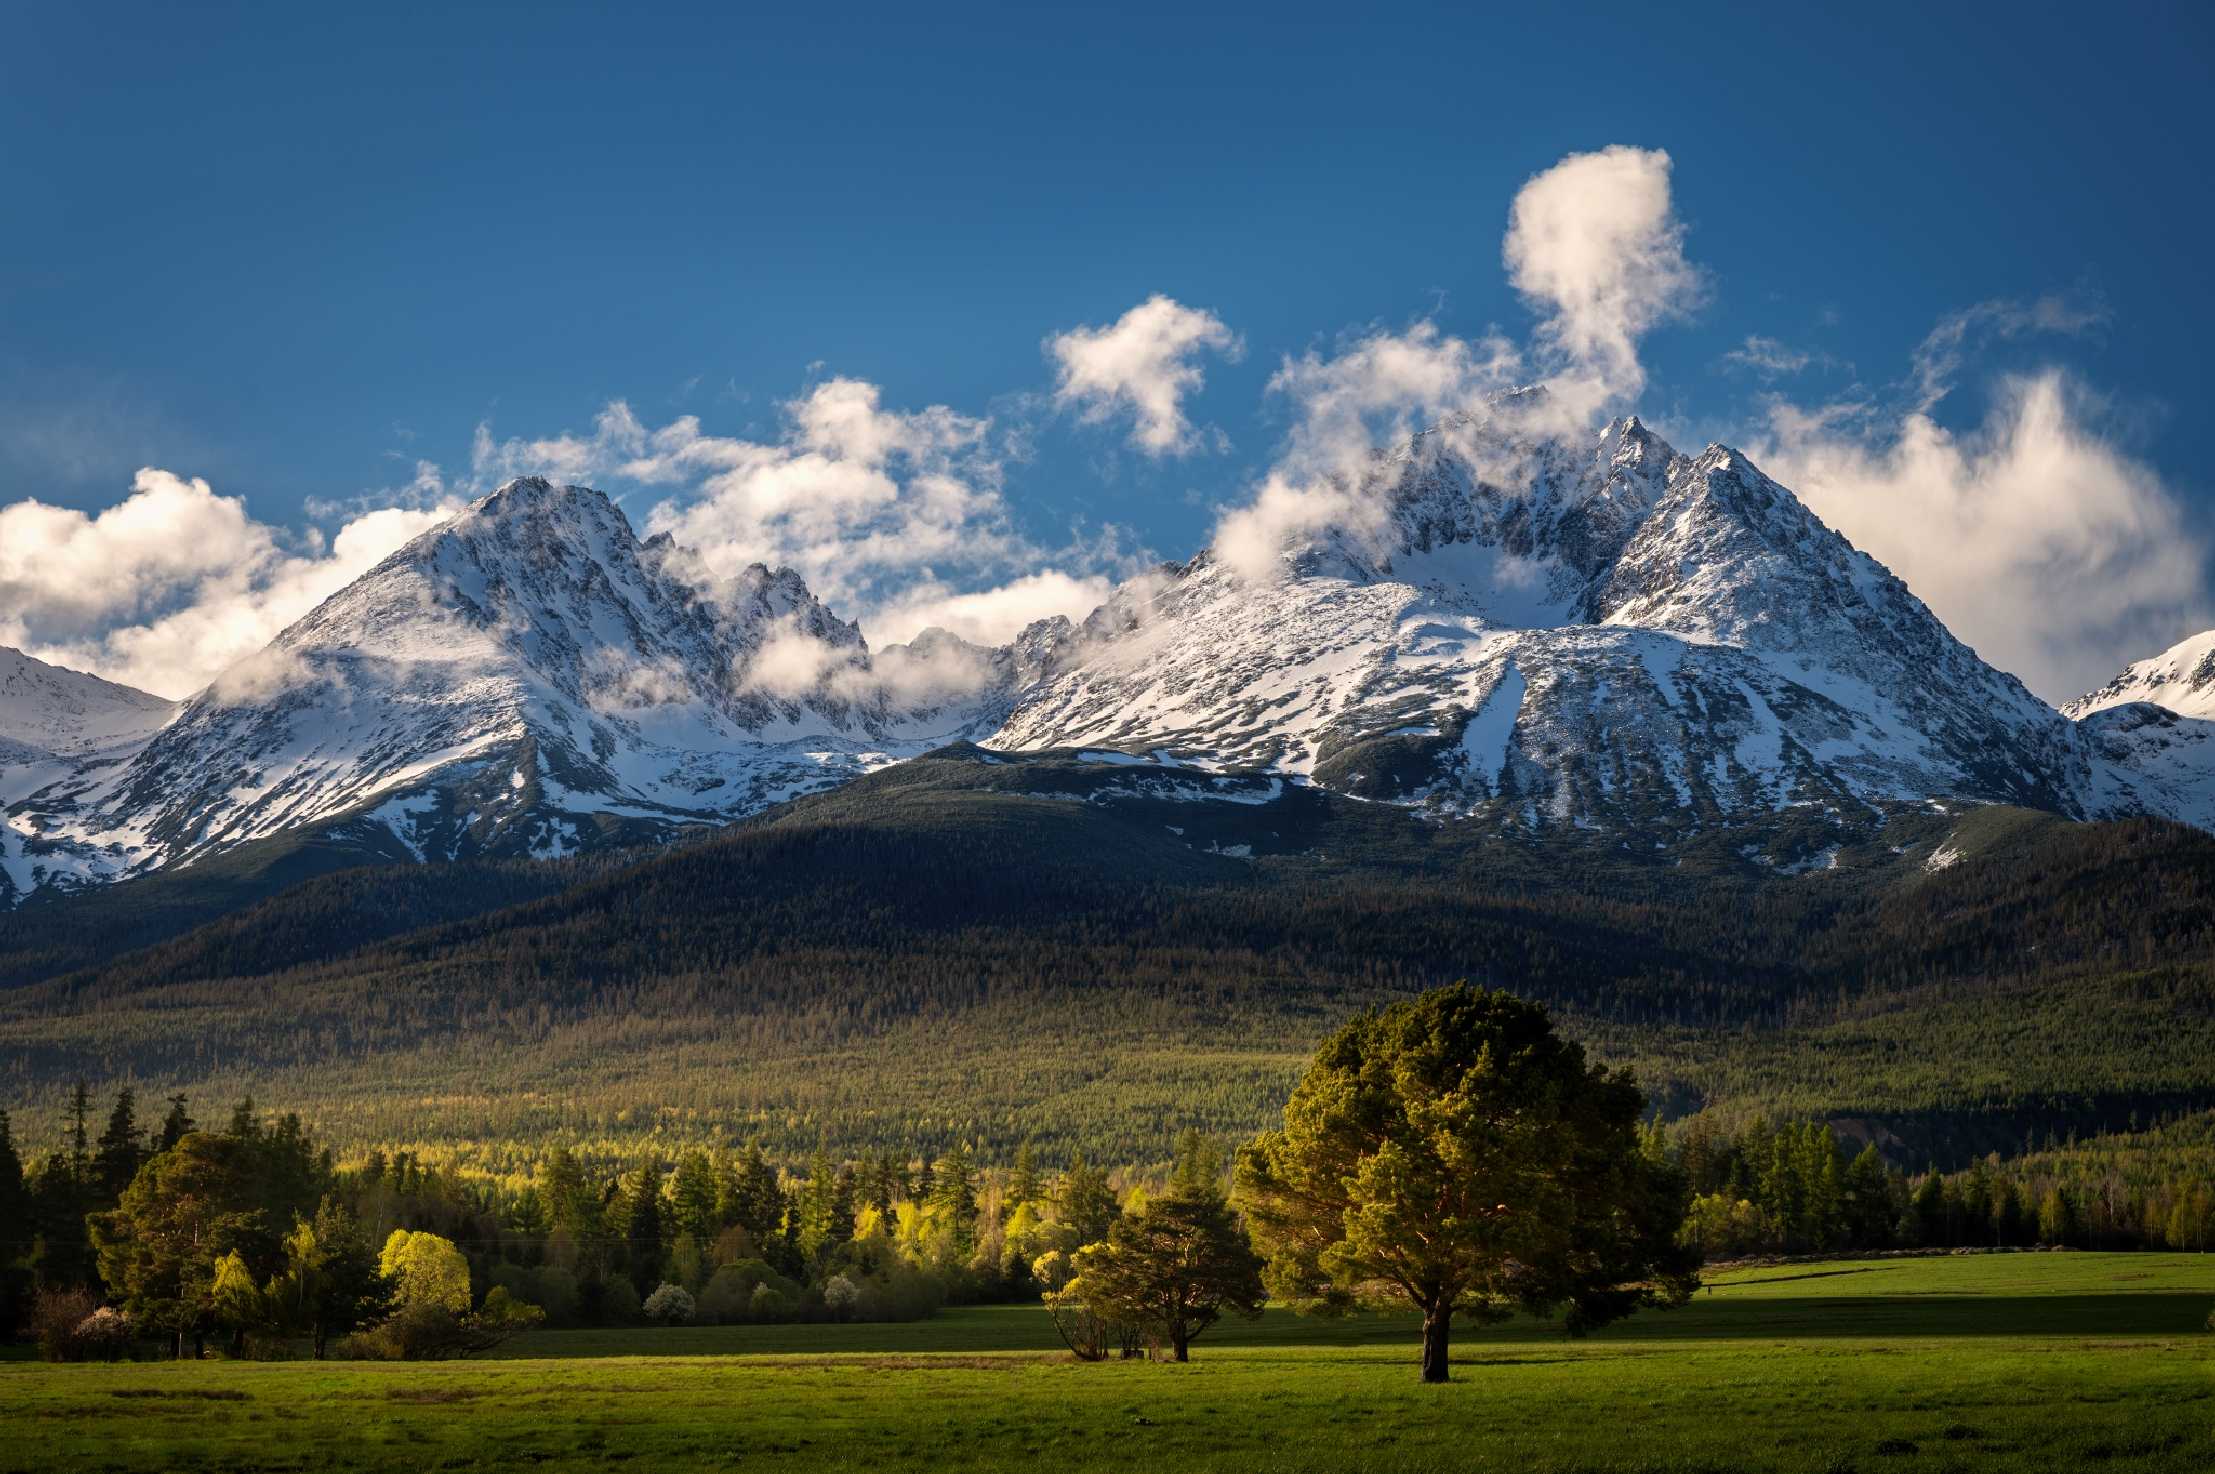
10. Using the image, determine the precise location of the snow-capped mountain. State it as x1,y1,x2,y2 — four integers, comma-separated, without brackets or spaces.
2,478,983,898
988,418,2105,834
2066,629,2215,722
0,646,174,758
8,414,2215,905
0,648,176,856
2062,629,2215,832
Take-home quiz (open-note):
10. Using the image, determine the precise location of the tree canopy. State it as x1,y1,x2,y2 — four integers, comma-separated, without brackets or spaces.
1236,984,1697,1381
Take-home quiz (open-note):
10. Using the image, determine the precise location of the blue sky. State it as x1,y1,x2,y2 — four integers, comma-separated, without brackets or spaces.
3,1,2211,700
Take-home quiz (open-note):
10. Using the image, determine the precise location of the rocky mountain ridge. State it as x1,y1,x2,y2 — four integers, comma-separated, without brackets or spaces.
6,415,2215,902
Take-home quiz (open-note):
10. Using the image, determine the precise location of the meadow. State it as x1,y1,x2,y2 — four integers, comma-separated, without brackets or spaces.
6,1253,2210,1473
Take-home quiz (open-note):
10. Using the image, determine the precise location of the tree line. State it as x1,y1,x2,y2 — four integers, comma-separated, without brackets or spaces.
7,986,2211,1375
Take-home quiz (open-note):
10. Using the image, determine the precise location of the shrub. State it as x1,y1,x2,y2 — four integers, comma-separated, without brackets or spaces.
822,1275,859,1319
32,1289,101,1362
336,1290,545,1360
642,1283,695,1325
74,1306,136,1362
698,1260,799,1323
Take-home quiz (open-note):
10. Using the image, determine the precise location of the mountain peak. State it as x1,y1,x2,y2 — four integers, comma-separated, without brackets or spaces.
2066,627,2215,721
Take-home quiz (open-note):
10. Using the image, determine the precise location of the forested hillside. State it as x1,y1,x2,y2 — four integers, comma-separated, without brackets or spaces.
5,751,2214,1168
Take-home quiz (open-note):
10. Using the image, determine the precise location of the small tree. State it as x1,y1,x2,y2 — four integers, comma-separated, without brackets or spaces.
1063,1192,1264,1361
642,1282,695,1325
1034,1249,1114,1361
1236,984,1697,1383
380,1230,471,1313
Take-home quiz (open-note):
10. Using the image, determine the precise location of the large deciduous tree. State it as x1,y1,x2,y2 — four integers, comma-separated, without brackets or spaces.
1235,984,1697,1383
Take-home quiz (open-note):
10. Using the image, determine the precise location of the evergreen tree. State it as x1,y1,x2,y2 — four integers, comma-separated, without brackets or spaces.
155,1094,195,1153
622,1160,667,1294
94,1088,144,1203
1065,1191,1265,1361
670,1151,718,1243
1055,1153,1120,1247
0,1110,29,1335
927,1144,978,1257
1237,985,1696,1383
1004,1141,1041,1223
1170,1129,1225,1202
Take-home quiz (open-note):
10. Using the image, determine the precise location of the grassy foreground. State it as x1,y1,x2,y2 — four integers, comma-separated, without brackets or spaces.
6,1254,2211,1473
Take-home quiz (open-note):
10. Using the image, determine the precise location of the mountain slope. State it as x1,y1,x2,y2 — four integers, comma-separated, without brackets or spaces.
990,420,2112,845
0,648,176,901
6,479,986,893
7,415,2215,904
2067,628,2215,721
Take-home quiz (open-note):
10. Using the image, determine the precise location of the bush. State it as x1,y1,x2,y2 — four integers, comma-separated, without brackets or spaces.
74,1306,136,1362
823,1275,860,1319
642,1283,695,1325
593,1274,642,1325
698,1260,800,1323
491,1264,581,1327
335,1291,545,1361
32,1289,101,1362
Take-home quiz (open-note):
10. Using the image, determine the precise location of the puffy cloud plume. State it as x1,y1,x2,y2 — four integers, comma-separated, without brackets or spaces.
1212,323,1526,581
471,377,1129,654
1207,145,1703,583
0,469,457,699
1754,364,2209,704
1047,295,1241,456
1503,145,1703,414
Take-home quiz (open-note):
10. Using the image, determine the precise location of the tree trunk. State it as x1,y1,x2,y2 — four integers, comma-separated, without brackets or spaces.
1419,1304,1452,1384
1171,1328,1189,1362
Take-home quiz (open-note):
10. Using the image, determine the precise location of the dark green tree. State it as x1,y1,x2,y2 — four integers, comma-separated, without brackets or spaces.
1066,1190,1264,1361
94,1088,143,1203
1236,985,1698,1383
927,1145,978,1257
90,1133,270,1358
621,1160,666,1294
1055,1153,1121,1247
154,1095,194,1153
274,1201,394,1358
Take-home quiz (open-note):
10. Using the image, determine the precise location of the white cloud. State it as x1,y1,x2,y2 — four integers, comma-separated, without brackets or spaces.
1754,368,2209,702
1047,295,1240,456
1211,322,1528,581
1503,145,1704,414
471,377,1131,653
1722,335,1817,379
1206,145,1703,583
866,569,1114,647
0,468,457,699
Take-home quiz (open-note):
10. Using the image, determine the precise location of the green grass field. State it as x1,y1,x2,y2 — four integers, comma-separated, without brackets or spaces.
8,1254,2211,1473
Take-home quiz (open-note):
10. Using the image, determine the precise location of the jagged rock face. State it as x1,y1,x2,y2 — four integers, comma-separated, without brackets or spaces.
987,420,2117,832
8,421,2215,904
0,648,176,900
2066,629,2215,722
5,480,974,891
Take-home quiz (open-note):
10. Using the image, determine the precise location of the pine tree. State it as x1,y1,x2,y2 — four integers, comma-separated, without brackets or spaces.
928,1144,978,1257
1056,1153,1120,1247
622,1160,666,1294
93,1089,144,1204
0,1110,29,1336
155,1094,195,1153
1004,1141,1041,1222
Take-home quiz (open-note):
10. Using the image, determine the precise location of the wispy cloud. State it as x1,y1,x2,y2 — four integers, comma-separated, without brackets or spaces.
1751,293,2204,701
